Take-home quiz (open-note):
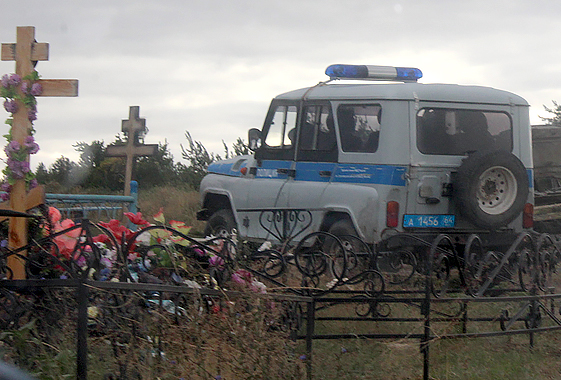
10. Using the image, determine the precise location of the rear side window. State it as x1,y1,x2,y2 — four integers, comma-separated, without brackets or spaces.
417,108,512,155
337,104,382,152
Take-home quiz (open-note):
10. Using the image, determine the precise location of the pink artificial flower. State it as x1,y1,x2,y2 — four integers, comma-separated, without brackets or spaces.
48,206,61,223
60,219,81,238
209,255,225,269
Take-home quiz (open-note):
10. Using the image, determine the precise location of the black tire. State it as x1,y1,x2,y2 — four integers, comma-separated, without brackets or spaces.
455,150,529,230
204,209,237,238
327,220,361,280
328,219,357,238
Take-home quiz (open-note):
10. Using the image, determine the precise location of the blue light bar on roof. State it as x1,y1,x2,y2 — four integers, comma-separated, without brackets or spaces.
325,64,422,82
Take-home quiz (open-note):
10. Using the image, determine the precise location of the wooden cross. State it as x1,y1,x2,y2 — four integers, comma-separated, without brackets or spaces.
105,106,157,196
1,26,78,279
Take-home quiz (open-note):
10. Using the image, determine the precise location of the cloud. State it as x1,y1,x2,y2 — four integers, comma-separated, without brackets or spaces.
1,0,561,172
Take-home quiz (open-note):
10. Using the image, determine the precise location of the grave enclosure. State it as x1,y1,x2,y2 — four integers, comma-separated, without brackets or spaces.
2,25,561,380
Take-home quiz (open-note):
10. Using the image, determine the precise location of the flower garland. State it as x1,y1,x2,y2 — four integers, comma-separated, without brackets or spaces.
0,71,42,201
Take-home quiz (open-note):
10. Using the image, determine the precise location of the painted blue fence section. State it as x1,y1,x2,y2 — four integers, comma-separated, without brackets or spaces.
45,181,138,223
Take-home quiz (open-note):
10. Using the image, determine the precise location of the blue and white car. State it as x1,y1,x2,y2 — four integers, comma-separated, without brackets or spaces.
198,64,534,250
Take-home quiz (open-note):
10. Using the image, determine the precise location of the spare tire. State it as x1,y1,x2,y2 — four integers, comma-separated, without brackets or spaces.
455,150,529,230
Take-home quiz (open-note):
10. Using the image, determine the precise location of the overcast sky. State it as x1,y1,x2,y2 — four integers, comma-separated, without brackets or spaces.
2,0,561,171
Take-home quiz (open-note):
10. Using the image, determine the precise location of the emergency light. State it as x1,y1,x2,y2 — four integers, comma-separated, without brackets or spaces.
325,64,423,82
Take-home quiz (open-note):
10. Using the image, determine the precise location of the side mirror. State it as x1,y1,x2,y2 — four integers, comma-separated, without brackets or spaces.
248,128,262,151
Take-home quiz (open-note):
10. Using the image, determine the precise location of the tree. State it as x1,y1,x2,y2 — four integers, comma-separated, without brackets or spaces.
180,132,250,189
48,156,80,190
74,140,106,169
180,131,222,188
540,100,561,126
135,141,179,188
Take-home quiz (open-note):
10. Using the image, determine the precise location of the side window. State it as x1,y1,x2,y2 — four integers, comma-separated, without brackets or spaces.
297,104,337,162
417,108,512,155
337,104,382,153
299,105,336,151
264,105,297,148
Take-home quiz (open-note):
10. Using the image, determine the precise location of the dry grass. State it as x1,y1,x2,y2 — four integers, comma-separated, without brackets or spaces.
137,185,206,235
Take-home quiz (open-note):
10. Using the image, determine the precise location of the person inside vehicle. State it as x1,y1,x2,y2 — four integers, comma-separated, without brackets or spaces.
338,108,362,152
456,110,495,153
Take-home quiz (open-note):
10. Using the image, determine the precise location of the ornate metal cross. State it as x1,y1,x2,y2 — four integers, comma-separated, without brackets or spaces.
1,26,78,279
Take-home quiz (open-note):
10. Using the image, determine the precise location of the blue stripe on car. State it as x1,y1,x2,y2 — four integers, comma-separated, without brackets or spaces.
208,160,407,186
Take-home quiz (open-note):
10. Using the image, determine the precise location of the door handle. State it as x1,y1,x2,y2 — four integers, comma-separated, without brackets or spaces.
277,168,296,177
319,170,332,178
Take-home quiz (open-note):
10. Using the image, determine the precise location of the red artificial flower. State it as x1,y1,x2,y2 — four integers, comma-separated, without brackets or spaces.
93,234,110,244
99,219,134,243
124,212,149,226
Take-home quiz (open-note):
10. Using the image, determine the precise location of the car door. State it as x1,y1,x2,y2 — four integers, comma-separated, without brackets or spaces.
241,100,298,242
283,102,338,238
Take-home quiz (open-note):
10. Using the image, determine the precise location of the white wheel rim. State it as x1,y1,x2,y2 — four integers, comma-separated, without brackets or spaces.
477,166,517,215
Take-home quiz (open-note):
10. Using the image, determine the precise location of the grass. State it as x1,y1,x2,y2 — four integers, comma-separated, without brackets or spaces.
306,298,561,379
137,184,206,235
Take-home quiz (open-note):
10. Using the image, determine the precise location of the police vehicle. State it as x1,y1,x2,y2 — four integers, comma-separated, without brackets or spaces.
197,64,533,252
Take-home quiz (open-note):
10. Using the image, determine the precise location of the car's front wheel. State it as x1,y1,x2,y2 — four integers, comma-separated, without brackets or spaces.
204,209,237,238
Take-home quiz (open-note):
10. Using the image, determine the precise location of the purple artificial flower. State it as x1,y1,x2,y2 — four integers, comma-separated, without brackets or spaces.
208,255,225,269
0,239,7,248
0,192,8,202
3,99,18,114
29,178,38,189
1,183,12,193
21,81,29,94
24,136,39,154
21,160,30,174
4,140,20,155
8,74,21,87
30,82,42,96
1,74,9,88
193,247,206,257
27,109,37,122
232,269,252,285
231,272,245,285
7,158,30,179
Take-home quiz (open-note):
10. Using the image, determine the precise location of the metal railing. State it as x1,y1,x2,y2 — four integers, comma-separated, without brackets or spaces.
44,181,138,224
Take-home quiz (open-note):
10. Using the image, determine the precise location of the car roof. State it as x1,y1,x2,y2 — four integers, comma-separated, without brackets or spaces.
274,82,529,106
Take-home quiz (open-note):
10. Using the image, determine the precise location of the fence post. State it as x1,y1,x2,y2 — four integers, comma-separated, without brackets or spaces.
76,279,89,380
306,299,315,380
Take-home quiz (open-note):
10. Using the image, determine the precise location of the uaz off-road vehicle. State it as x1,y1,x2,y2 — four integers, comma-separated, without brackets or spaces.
198,64,534,261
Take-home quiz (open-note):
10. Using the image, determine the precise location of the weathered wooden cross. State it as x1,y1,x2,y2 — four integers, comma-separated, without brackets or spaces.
106,106,157,196
1,26,78,279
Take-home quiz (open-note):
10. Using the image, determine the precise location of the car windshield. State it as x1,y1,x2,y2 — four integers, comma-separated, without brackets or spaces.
416,108,512,155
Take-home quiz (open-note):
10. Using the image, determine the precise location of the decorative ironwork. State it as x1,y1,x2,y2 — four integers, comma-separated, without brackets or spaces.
258,209,313,244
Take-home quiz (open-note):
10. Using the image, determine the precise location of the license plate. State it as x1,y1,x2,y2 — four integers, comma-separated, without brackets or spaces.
403,214,455,228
